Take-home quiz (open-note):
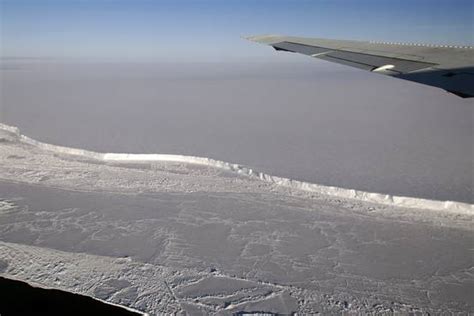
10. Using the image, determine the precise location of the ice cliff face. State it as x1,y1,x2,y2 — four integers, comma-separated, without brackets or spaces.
0,123,471,214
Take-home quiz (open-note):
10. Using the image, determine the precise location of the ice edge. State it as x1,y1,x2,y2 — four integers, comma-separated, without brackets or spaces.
1,274,149,316
1,123,472,214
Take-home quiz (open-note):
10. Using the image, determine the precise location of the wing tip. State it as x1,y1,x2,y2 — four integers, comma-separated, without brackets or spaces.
243,34,284,44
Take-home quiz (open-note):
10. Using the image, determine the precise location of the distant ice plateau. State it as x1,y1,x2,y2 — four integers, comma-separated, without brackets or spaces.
2,61,472,203
0,123,472,314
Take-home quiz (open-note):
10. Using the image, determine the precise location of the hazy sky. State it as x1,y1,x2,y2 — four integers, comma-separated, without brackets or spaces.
1,0,473,61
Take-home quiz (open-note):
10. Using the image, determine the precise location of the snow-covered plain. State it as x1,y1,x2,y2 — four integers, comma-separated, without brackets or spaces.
1,62,472,203
0,124,472,314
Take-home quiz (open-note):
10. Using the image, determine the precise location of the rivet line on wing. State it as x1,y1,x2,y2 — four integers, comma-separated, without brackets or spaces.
369,41,473,49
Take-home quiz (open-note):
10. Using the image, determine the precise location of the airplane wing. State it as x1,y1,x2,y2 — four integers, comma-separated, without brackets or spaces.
246,35,474,98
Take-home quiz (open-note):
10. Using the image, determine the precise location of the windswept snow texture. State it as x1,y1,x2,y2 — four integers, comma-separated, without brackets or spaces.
1,62,472,203
0,125,473,315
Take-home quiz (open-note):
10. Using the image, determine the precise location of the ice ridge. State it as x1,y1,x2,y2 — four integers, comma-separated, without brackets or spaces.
0,123,471,214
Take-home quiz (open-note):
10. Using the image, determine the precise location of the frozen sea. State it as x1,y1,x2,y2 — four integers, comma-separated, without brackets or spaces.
1,60,472,203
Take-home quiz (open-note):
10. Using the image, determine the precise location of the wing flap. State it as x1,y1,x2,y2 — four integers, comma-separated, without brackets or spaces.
272,41,436,73
271,41,332,56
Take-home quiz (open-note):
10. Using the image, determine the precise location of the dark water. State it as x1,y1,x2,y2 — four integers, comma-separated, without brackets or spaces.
1,61,472,202
0,277,140,316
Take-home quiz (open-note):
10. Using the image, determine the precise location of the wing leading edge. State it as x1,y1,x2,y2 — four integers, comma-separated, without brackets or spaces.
246,35,474,98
